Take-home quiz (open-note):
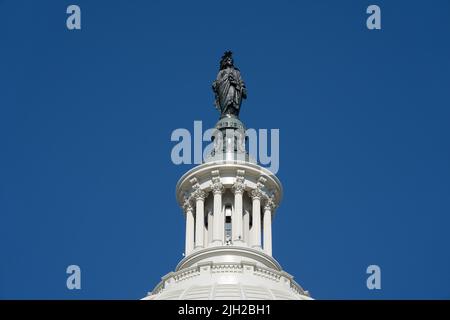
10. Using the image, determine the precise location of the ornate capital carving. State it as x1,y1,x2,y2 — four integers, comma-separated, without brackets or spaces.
212,181,224,195
190,177,207,200
263,197,276,211
232,170,246,194
192,188,207,201
250,188,263,200
183,197,193,212
250,176,267,200
232,181,245,194
257,176,267,189
211,170,224,195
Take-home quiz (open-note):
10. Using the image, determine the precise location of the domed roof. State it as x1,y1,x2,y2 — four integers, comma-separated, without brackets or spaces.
145,283,309,300
143,258,311,300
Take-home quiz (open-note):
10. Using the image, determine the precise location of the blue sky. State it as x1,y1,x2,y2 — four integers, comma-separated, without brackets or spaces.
1,0,449,299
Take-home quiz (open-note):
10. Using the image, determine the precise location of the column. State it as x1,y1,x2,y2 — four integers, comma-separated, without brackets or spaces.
232,177,245,244
243,211,250,246
263,200,274,256
212,175,224,245
194,189,206,249
183,199,194,255
250,189,262,249
207,212,213,245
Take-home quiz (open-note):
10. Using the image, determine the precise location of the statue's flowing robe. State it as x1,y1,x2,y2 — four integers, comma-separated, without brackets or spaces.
213,67,246,116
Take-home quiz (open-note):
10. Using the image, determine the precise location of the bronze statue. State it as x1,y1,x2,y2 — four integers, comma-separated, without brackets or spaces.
212,51,247,118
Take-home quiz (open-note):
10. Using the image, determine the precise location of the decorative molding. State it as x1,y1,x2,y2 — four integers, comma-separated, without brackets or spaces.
150,262,308,298
176,162,282,208
189,177,199,187
250,188,263,200
263,195,276,211
192,188,206,201
190,177,207,200
211,170,224,195
257,176,267,189
182,197,193,212
249,176,267,200
232,170,246,194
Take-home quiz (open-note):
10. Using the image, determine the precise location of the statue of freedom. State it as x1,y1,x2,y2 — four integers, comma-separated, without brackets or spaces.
212,51,247,119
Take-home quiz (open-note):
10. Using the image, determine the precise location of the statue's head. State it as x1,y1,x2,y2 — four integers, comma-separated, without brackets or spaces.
219,51,234,70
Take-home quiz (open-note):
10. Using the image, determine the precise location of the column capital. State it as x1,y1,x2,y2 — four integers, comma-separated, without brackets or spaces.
192,188,207,201
232,181,245,194
182,197,193,212
263,196,276,211
250,176,267,200
232,170,246,194
264,200,275,211
190,177,207,200
250,188,263,200
211,182,224,195
211,172,224,195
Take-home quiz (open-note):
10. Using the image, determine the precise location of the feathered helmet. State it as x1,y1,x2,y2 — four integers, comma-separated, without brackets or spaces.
219,51,234,70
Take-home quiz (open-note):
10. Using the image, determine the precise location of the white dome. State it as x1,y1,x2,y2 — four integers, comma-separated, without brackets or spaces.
143,247,311,300
145,283,309,300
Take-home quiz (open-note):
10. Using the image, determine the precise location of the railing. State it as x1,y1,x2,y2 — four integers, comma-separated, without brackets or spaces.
151,262,307,297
